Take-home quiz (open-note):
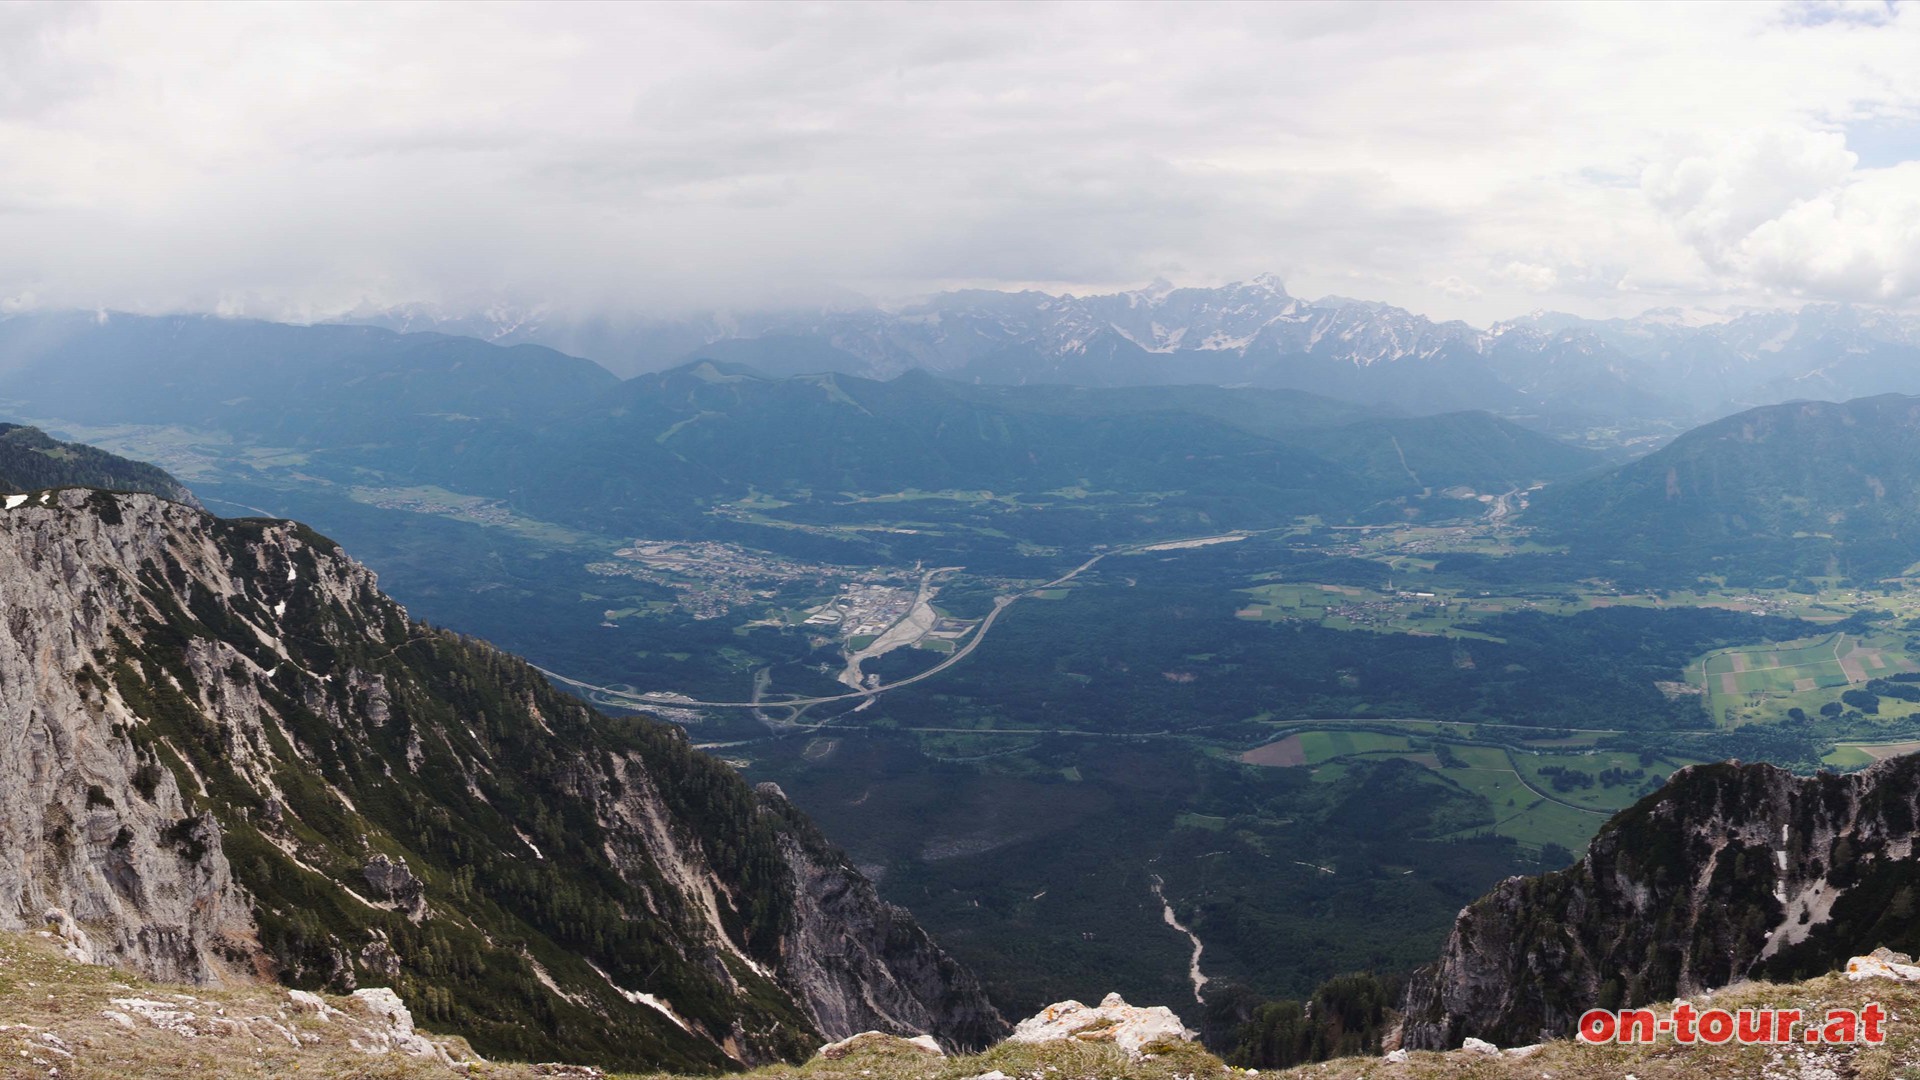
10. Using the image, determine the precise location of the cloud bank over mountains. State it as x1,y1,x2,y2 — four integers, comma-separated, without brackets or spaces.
1,1,1917,325
1645,127,1920,305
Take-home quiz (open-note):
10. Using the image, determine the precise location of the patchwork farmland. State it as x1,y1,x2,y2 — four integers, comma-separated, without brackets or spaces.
1236,723,1697,855
1692,632,1920,727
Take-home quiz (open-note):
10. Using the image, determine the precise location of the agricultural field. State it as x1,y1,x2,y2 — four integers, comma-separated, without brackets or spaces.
1822,740,1920,770
1234,517,1920,645
1236,723,1693,855
1332,522,1565,561
1294,729,1419,764
1508,749,1671,810
1692,632,1920,727
1234,581,1509,637
1233,574,1920,639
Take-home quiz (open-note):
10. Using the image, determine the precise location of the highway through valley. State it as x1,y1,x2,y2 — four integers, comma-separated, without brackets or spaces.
538,532,1248,712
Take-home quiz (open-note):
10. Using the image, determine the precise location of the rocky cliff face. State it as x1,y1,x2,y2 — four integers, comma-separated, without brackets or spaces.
763,791,1009,1053
0,489,255,983
1402,757,1920,1050
0,488,1004,1071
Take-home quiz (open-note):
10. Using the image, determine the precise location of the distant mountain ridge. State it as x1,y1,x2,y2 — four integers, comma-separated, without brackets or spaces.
0,316,1601,562
0,422,199,506
1529,393,1920,582
0,312,617,445
342,281,1920,424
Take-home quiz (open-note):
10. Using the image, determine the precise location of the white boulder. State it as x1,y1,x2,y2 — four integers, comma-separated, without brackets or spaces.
42,907,95,965
901,1034,944,1056
1460,1036,1499,1055
108,997,200,1037
349,987,446,1061
1010,992,1194,1057
814,1031,945,1059
1847,948,1920,981
287,988,345,1020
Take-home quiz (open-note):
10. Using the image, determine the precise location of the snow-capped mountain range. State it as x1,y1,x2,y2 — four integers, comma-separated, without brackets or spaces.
345,279,1920,425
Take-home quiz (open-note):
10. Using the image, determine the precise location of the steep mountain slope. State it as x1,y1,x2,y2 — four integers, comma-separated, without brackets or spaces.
1530,394,1920,582
1279,412,1601,494
1401,754,1920,1050
0,423,199,505
0,488,1004,1071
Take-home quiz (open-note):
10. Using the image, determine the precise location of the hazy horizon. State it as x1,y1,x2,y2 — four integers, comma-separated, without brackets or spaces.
4,1,1918,326
7,273,1899,340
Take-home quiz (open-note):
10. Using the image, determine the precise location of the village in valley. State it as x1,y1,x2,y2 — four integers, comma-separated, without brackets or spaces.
587,539,916,622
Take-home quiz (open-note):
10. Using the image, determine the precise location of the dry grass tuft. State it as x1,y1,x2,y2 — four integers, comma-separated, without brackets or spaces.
0,931,529,1080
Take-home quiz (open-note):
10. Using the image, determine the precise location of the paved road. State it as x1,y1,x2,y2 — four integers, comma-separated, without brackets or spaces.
836,565,956,690
1260,717,1629,735
539,536,1190,711
543,594,1016,710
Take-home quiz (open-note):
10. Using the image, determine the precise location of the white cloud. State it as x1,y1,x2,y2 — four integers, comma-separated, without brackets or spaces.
1740,163,1920,301
1498,263,1560,294
0,1,1915,324
1430,275,1483,300
1646,128,1920,302
1643,129,1859,259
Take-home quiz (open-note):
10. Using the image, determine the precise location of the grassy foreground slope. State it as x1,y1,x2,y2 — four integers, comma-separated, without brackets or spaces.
3,927,1912,1080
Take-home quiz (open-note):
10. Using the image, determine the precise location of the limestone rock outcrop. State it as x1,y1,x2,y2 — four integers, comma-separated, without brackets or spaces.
1403,757,1920,1050
349,986,450,1061
1009,993,1194,1057
0,489,256,984
1846,947,1920,982
361,855,428,922
0,487,1004,1071
768,793,1010,1053
813,1031,945,1059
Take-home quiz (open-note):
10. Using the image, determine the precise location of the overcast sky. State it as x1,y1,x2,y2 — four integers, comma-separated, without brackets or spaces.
2,0,1917,325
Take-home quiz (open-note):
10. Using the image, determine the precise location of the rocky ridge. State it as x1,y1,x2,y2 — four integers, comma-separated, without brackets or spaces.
348,281,1920,422
0,487,1004,1071
1401,756,1920,1050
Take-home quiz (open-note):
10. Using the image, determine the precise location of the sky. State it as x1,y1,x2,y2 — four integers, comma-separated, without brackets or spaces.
1,0,1917,326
